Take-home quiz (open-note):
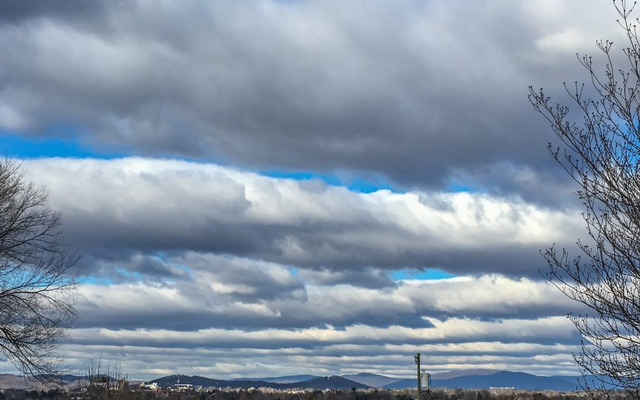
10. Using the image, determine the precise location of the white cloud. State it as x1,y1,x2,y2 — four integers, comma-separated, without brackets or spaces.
63,315,579,379
536,28,596,54
11,156,590,377
22,157,584,275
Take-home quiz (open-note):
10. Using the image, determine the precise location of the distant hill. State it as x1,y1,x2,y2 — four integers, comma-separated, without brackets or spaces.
0,374,42,390
382,378,416,389
233,374,318,384
302,376,369,390
150,374,367,390
382,370,499,390
551,375,617,391
151,374,288,389
0,370,613,392
384,371,581,391
36,374,86,384
435,371,580,391
431,369,498,380
343,373,403,388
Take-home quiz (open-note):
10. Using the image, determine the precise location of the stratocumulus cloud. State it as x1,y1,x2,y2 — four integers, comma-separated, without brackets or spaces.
0,0,621,197
23,158,582,277
0,0,618,380
13,158,586,378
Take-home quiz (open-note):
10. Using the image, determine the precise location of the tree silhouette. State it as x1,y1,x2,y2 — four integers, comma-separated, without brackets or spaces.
530,0,640,398
0,159,77,377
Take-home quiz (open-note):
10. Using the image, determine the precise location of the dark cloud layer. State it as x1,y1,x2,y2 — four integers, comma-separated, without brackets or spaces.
0,0,107,23
0,0,618,198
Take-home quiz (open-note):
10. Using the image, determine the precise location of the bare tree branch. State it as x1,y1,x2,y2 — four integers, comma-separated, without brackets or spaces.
0,158,77,378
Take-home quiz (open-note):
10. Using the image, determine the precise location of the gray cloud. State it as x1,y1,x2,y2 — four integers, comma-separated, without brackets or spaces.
0,0,109,24
58,220,588,383
72,259,583,332
23,158,585,278
0,0,623,197
55,338,580,380
26,156,587,377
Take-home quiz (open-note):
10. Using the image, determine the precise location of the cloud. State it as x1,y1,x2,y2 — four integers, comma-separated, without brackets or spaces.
60,236,586,380
72,264,580,332
23,157,585,277
61,314,580,379
0,0,623,196
15,154,588,378
0,0,109,24
50,337,581,379
0,0,621,379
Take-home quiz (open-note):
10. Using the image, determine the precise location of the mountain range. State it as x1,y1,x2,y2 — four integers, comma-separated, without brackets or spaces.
150,374,369,390
1,370,599,392
379,371,582,391
148,370,589,392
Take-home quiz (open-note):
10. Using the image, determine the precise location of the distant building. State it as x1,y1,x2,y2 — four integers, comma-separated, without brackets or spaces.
140,382,158,390
174,383,193,391
489,387,515,396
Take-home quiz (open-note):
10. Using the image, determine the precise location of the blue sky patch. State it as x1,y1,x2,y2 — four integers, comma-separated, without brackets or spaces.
1,131,397,194
0,131,124,159
391,268,456,281
447,181,473,193
263,169,394,193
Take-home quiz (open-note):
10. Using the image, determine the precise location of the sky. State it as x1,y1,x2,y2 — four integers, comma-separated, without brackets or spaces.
0,0,626,380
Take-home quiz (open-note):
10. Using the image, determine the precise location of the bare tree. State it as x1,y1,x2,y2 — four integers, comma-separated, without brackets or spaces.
0,158,77,377
84,359,129,400
529,0,640,397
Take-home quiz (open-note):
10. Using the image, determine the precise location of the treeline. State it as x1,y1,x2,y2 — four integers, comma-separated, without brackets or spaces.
223,388,623,400
0,387,623,400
